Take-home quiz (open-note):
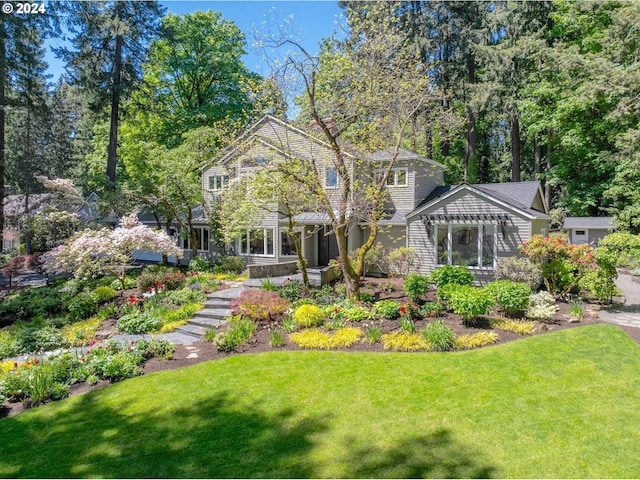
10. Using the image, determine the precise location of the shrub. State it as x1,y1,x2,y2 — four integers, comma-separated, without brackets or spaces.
0,331,19,359
385,247,419,277
454,331,499,350
229,289,290,322
399,318,417,333
188,256,211,272
381,331,430,351
579,270,618,304
422,320,455,351
31,326,66,352
68,293,99,322
289,327,362,349
282,317,297,333
420,302,445,318
489,318,536,335
132,338,175,360
359,292,375,304
213,316,257,352
568,300,584,320
160,271,186,291
136,270,161,293
342,305,375,322
269,329,286,347
374,300,401,319
110,277,136,291
494,256,542,290
363,325,382,344
485,280,531,317
117,311,163,334
430,265,474,288
403,273,430,301
86,351,144,382
293,304,325,328
220,256,244,274
260,278,279,291
436,283,459,303
525,291,558,321
92,286,118,304
279,280,302,302
163,288,206,306
447,286,495,325
0,287,70,321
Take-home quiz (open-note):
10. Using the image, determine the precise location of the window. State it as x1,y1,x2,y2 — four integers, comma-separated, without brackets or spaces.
575,230,586,235
240,228,274,256
181,227,210,252
325,167,338,188
378,167,408,187
281,230,298,256
208,175,229,191
435,224,496,269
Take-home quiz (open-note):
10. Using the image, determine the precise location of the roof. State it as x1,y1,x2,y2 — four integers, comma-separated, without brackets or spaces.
411,181,549,220
564,217,616,229
367,148,445,169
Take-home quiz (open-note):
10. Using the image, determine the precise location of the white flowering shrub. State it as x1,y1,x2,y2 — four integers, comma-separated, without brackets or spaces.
525,291,558,321
42,213,183,289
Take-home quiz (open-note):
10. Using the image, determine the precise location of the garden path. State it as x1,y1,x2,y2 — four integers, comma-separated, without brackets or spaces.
597,273,640,329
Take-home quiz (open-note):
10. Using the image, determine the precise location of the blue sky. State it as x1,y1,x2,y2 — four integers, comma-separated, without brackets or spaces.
45,1,343,80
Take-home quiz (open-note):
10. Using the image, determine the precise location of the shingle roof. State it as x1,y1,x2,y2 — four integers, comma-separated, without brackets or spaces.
563,217,616,229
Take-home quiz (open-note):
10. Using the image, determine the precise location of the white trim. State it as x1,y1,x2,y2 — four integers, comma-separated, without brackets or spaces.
207,174,229,191
238,227,275,257
434,223,497,270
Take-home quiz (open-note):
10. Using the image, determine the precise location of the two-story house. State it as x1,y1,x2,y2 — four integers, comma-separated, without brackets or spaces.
196,115,550,283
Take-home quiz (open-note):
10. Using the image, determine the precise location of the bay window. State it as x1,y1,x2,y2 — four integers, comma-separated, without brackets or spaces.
435,224,497,269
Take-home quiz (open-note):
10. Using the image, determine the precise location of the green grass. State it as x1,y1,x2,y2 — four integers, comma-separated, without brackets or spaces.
1,324,639,478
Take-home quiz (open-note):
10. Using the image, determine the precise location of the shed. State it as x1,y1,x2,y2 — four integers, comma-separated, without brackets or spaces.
563,217,616,245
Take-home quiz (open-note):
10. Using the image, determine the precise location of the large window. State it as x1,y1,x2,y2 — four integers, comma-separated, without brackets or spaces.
375,167,408,187
208,175,229,191
325,167,338,188
240,228,274,256
280,230,298,256
435,224,496,269
181,227,210,252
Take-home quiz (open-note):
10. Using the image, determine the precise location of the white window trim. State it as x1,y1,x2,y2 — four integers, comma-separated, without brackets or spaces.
325,167,339,189
207,174,229,191
239,228,275,257
434,223,497,270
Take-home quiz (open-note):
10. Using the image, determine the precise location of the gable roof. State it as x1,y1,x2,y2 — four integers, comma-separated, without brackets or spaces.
564,217,616,229
409,181,549,220
367,148,445,169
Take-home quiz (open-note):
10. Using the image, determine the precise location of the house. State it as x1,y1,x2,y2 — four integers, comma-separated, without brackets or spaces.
199,115,550,283
2,193,56,251
563,217,616,245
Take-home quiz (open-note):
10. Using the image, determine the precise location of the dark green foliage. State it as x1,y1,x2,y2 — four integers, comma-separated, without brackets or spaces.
68,293,99,322
403,273,430,301
279,280,302,302
430,265,474,288
422,320,456,352
117,312,163,335
220,256,244,274
0,287,70,321
132,338,175,360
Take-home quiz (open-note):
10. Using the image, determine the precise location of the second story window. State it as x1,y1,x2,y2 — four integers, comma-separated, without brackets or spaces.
325,167,338,189
385,168,408,187
208,175,229,191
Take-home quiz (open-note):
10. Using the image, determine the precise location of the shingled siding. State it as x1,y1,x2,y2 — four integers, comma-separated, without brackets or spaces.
407,189,533,282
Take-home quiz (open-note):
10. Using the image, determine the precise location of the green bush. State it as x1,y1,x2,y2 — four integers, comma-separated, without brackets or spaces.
374,299,401,319
132,338,175,360
447,286,495,325
220,256,244,274
68,293,99,322
579,270,618,304
31,326,66,352
293,304,325,328
92,286,118,304
279,280,302,302
0,287,70,321
0,331,19,359
430,265,474,288
163,288,205,306
436,283,459,303
342,305,375,322
136,271,161,293
110,277,136,291
485,280,531,317
420,301,445,318
188,256,212,272
87,351,144,382
117,311,163,334
403,273,430,301
422,320,455,351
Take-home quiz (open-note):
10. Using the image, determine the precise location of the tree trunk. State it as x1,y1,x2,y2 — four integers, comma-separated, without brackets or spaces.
289,218,308,287
425,122,433,159
106,33,123,186
335,223,359,299
464,106,476,183
510,108,521,182
545,128,553,211
534,131,542,176
0,18,6,251
441,96,450,157
24,99,31,255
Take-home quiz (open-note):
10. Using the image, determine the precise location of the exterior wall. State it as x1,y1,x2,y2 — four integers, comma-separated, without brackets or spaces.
407,189,535,281
413,163,444,209
569,228,611,245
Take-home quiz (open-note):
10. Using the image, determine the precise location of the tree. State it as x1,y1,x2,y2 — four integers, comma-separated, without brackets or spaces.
219,165,321,286
57,1,164,186
42,212,182,289
262,2,439,297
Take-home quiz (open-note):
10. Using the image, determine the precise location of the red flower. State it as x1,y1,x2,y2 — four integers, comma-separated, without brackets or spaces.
147,286,153,292
400,306,407,315
13,362,18,368
128,295,139,305
334,307,339,313
34,359,39,365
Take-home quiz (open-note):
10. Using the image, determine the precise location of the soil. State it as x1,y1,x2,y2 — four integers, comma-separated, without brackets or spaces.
2,277,639,419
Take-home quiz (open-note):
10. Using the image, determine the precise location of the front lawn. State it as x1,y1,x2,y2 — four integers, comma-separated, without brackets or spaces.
1,324,639,478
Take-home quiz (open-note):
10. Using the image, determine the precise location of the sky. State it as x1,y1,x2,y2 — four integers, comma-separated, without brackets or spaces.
45,1,344,80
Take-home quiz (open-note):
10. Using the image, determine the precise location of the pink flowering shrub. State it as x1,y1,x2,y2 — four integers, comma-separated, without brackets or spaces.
41,213,183,289
229,289,290,321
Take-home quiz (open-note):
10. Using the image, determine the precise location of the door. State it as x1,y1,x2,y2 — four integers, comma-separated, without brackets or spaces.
318,229,339,266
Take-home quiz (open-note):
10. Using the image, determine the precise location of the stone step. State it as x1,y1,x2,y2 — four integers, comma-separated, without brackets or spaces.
176,324,208,337
193,308,232,320
206,286,245,301
188,317,227,329
203,299,229,309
